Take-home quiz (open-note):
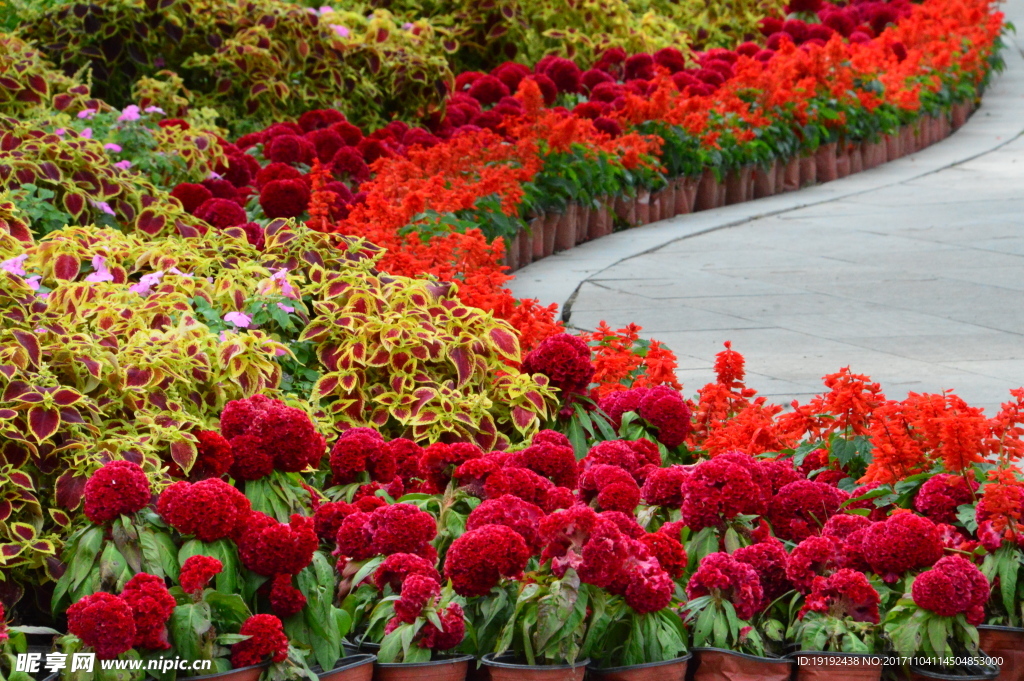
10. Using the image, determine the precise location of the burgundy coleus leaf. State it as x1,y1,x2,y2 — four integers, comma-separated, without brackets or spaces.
54,470,87,509
27,406,59,441
125,367,153,387
50,388,82,406
54,253,80,280
0,501,10,522
2,380,34,402
169,439,196,474
0,441,28,468
9,522,34,542
49,508,70,527
7,471,33,490
0,409,14,420
63,192,86,216
449,346,471,387
488,327,519,360
11,331,40,367
0,544,23,559
135,209,165,236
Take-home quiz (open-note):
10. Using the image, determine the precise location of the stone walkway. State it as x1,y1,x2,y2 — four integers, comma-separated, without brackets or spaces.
510,1,1024,413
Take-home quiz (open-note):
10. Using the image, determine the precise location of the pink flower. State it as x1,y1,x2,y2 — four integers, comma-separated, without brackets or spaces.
224,311,251,328
130,271,164,296
118,105,141,122
115,161,133,170
1,254,27,276
77,109,96,119
104,143,123,153
85,255,114,282
330,24,350,38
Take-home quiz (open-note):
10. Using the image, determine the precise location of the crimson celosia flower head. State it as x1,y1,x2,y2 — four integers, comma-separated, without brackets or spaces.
445,525,530,597
269,574,307,618
734,539,792,605
420,442,483,493
367,503,437,557
624,53,655,81
862,512,943,581
786,535,844,593
417,602,466,650
329,428,395,485
541,57,582,94
467,75,510,106
170,183,213,213
158,478,251,543
222,396,325,479
507,430,578,488
914,474,977,525
265,134,315,165
912,555,988,624
802,569,880,623
394,573,440,623
687,552,765,621
179,555,223,595
237,512,318,576
641,465,688,508
579,464,641,514
522,333,594,401
67,592,135,659
173,430,233,481
768,480,849,542
84,460,151,524
681,452,769,530
374,553,441,593
313,500,358,544
121,573,175,650
639,532,687,579
467,495,544,553
231,614,289,668
259,179,311,219
195,198,247,229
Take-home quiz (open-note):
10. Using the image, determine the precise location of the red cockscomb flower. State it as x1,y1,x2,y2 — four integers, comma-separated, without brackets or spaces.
84,460,151,524
195,198,247,229
522,333,595,402
861,512,943,581
641,465,688,508
681,452,768,530
170,183,213,213
579,464,641,514
259,179,311,219
687,552,765,621
265,134,315,165
468,75,510,106
121,573,175,650
768,480,849,542
420,442,483,493
467,495,544,552
222,395,325,479
269,574,307,618
367,503,438,557
914,474,978,525
306,128,345,162
394,573,440,623
787,535,844,593
912,555,988,624
374,553,441,593
802,569,880,623
237,513,318,576
298,109,346,133
624,54,655,81
329,428,395,485
445,525,529,597
157,478,251,542
506,430,578,488
541,57,582,94
67,592,136,659
256,162,303,188
313,501,358,544
231,615,289,668
734,539,792,605
581,439,662,484
168,430,233,481
180,555,223,595
640,532,687,578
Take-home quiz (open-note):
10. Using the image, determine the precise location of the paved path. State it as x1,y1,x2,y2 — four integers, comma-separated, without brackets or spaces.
510,1,1024,413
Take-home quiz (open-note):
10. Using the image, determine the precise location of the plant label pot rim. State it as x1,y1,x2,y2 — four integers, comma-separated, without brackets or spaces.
587,651,692,672
313,653,377,676
481,653,590,670
692,647,792,665
374,654,474,669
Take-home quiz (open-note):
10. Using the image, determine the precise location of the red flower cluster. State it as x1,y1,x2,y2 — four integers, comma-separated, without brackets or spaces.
912,555,988,624
639,531,687,579
686,552,765,621
120,573,176,650
860,512,943,581
269,574,307,618
67,592,136,659
445,524,530,597
180,430,234,481
417,603,466,650
504,430,578,488
521,333,595,404
231,614,290,668
221,395,326,480
237,512,318,576
420,441,484,493
680,452,768,530
802,569,881,623
466,495,544,552
581,439,662,484
83,460,151,524
579,464,642,514
329,428,397,485
374,553,441,593
786,535,843,593
641,465,688,508
600,386,693,448
734,539,792,606
914,473,977,524
335,503,437,561
394,573,440,623
768,480,849,542
179,555,223,595
158,478,252,542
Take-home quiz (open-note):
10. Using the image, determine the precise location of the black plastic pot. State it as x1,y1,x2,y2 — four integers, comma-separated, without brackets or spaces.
586,652,692,681
690,647,793,681
480,652,588,681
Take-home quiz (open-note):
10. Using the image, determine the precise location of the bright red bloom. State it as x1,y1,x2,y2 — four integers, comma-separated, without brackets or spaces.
313,501,358,543
336,503,437,561
861,512,943,581
420,442,484,493
179,555,223,595
912,555,988,624
173,430,233,481
121,573,175,650
541,57,583,93
195,198,247,229
681,452,769,530
374,553,441,593
914,474,977,524
269,574,307,618
522,333,595,402
83,460,151,524
641,465,688,508
687,552,765,621
624,53,655,80
506,430,578,488
157,478,251,543
67,592,136,659
329,428,395,485
758,459,802,495
265,134,315,165
466,495,544,553
387,438,425,486
170,183,213,213
306,128,345,162
331,146,370,184
786,535,844,593
231,614,289,668
768,480,849,542
581,439,662,484
298,108,346,133
237,512,318,576
394,573,440,623
222,395,325,479
256,162,303,188
802,569,880,623
734,539,792,605
640,531,687,578
579,464,641,514
259,178,311,219
600,386,693,448
445,525,530,597
468,75,510,105
417,603,466,650
625,558,674,613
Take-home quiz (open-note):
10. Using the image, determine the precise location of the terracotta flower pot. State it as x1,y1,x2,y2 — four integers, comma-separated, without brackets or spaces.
586,653,692,681
554,204,577,252
319,654,376,681
683,175,699,211
725,166,752,205
542,211,560,257
783,157,800,191
649,189,663,222
863,140,884,169
635,190,651,225
480,653,587,681
530,213,545,259
671,177,689,214
374,655,475,681
694,169,721,211
691,648,793,681
190,664,269,681
614,194,636,226
836,149,851,178
799,155,817,187
660,182,676,218
885,132,902,160
791,652,882,681
979,625,1024,681
521,217,538,267
952,101,971,129
815,142,838,182
576,204,591,244
502,233,520,272
850,144,864,173
753,162,777,198
588,200,609,240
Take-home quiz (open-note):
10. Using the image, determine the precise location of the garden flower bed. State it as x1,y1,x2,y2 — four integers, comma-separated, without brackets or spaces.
0,0,1021,679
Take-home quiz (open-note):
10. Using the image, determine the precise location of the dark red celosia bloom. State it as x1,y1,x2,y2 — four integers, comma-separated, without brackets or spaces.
231,614,289,668
912,555,989,624
455,457,503,498
387,438,425,486
734,539,792,605
195,198,247,229
641,465,688,508
861,512,943,581
170,183,213,213
786,535,844,593
466,495,544,553
522,333,594,402
269,574,307,618
374,552,441,593
298,108,346,133
579,464,641,514
625,558,674,613
183,430,233,481
681,452,768,530
594,117,622,138
394,573,440,623
331,146,371,185
241,221,265,250
581,439,662,484
492,62,531,92
445,525,530,597
506,430,578,488
467,75,510,106
768,480,849,542
335,511,374,561
686,552,765,621
265,134,315,165
417,603,466,650
255,162,303,188
221,153,253,188
313,501,357,543
653,47,687,73
237,512,318,576
846,482,891,521
329,428,395,485
121,573,176,650
541,57,582,93
420,442,483,493
222,396,325,479
600,387,693,448
179,555,223,595
306,128,345,163
821,514,875,571
640,532,686,578
158,478,251,542
67,592,136,659
624,53,655,81
802,569,880,623
601,510,644,539
84,460,151,524
758,459,801,495
336,503,437,561
786,0,823,12
259,179,311,219
914,474,978,525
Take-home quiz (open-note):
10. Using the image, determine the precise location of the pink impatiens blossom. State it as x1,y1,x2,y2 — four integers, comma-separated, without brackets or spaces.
118,105,141,122
85,255,114,282
224,311,251,328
